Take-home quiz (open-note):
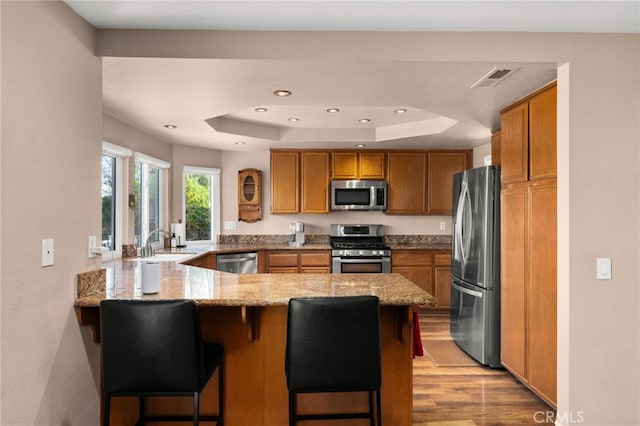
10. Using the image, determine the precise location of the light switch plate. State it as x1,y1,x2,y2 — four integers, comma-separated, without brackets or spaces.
42,239,54,267
224,221,237,230
596,258,611,280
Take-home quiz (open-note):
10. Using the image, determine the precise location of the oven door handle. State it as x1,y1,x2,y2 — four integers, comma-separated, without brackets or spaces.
336,258,389,264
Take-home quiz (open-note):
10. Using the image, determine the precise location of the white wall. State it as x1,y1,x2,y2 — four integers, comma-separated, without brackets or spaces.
1,2,102,424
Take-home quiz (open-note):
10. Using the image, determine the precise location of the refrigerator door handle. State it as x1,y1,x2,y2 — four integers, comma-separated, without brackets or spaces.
454,179,473,272
454,181,468,266
451,281,484,298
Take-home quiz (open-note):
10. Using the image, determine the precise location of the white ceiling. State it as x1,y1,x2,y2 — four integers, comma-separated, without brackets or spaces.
65,1,639,151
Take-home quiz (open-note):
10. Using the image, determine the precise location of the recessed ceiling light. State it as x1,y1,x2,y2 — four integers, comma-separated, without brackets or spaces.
164,124,177,129
355,144,366,148
254,107,268,112
394,108,408,114
288,118,300,122
273,90,292,97
326,108,340,113
235,141,246,145
358,119,371,123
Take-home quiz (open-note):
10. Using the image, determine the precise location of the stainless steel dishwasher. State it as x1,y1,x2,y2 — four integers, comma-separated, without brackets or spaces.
216,252,258,274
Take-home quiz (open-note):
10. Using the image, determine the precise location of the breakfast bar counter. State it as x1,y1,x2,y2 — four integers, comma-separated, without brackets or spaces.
75,260,435,425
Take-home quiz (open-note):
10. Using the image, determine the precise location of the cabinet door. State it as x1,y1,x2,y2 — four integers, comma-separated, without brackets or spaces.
433,266,451,309
238,168,261,205
427,151,470,214
386,152,426,214
527,179,557,405
433,253,452,309
300,266,332,274
501,103,529,185
331,152,358,179
267,252,298,268
500,183,528,381
359,152,385,179
491,130,501,166
393,266,433,295
299,251,331,268
529,85,557,180
301,152,330,213
392,250,433,295
271,152,300,213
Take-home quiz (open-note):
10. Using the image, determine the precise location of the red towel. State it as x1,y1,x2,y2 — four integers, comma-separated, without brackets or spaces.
413,311,424,358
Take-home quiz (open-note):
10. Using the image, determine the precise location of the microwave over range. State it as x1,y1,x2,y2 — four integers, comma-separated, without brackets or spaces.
330,180,387,211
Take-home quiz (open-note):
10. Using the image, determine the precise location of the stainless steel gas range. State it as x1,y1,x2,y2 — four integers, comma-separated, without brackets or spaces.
329,224,391,273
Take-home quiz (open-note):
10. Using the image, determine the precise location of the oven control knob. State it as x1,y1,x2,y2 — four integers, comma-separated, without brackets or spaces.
359,250,364,255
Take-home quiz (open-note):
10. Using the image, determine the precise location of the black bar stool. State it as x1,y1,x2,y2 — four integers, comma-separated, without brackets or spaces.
100,299,224,425
285,295,382,425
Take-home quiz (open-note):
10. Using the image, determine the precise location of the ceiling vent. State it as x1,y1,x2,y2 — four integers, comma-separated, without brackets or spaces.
471,67,519,89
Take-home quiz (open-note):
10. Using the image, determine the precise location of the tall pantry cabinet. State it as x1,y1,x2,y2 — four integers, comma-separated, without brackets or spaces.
499,82,557,408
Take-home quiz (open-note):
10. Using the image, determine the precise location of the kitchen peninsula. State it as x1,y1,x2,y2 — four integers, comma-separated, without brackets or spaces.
75,257,435,425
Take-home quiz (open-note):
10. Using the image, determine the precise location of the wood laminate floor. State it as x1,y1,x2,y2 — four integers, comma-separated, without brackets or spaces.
413,312,555,426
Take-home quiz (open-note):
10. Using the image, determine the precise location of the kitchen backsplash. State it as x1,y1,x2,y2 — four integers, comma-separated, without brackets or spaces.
217,234,451,246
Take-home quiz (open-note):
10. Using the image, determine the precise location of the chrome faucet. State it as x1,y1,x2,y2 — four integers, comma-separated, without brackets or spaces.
140,228,169,258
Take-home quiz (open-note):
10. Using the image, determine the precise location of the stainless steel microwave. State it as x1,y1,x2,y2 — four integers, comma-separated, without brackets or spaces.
331,180,387,211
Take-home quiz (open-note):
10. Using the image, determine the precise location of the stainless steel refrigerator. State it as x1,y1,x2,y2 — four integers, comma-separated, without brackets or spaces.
450,165,501,367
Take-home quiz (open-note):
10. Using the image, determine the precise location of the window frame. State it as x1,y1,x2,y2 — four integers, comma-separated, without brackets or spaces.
101,141,132,261
134,152,170,249
182,165,221,245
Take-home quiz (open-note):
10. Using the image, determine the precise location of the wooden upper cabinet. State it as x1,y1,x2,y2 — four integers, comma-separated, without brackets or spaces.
501,82,557,184
501,102,529,184
238,168,262,223
529,85,557,180
331,151,385,179
427,151,471,214
386,152,426,214
270,151,300,214
331,152,358,179
491,130,501,166
358,152,385,179
301,151,330,213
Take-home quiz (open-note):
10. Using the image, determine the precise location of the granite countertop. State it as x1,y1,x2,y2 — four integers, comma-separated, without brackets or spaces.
75,259,436,308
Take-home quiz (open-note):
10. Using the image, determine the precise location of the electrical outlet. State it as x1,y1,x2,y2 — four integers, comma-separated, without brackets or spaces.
224,221,237,230
439,222,446,231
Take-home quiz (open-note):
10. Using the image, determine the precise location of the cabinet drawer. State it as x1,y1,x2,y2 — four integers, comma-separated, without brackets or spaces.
434,253,451,266
300,252,331,266
392,250,433,266
267,253,298,267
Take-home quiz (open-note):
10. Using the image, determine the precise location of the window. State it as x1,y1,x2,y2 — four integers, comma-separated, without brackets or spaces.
183,166,220,243
101,141,132,261
134,153,170,248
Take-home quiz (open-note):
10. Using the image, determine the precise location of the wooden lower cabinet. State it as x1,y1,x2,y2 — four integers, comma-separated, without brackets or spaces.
392,250,450,309
266,250,331,273
433,253,452,309
501,179,557,407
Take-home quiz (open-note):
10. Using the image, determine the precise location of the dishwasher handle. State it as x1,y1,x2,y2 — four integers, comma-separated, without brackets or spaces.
217,256,256,264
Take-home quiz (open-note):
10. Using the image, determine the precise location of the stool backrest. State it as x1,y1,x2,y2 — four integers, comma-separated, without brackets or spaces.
285,295,382,393
100,299,204,393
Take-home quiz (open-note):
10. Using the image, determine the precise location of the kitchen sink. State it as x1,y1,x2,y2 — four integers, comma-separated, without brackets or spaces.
128,253,194,262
